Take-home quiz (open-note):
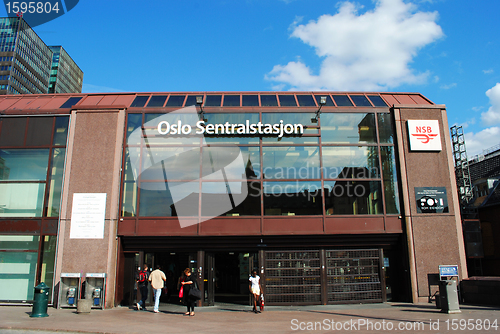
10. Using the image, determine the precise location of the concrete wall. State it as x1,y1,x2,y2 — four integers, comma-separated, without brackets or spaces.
54,109,125,308
394,105,467,303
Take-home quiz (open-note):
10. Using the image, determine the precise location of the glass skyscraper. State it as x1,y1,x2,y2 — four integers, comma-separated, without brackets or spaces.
0,17,82,95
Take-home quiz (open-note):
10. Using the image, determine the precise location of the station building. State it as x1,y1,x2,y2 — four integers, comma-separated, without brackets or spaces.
0,92,467,307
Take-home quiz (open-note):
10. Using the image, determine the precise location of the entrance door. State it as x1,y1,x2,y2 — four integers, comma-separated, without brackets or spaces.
205,253,215,306
203,252,257,305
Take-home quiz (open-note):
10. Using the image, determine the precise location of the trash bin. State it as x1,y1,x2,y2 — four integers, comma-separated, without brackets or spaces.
439,280,460,314
30,282,50,318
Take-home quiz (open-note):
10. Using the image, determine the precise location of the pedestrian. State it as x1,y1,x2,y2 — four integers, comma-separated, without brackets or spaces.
249,269,261,313
149,265,167,313
136,264,149,311
180,268,197,316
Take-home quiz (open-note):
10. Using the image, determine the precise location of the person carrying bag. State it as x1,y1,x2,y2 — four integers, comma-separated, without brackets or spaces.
181,268,199,316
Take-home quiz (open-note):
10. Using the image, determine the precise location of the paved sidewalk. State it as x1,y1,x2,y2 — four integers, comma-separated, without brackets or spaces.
0,302,499,333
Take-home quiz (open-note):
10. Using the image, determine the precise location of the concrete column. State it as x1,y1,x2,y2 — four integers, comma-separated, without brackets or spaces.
54,109,125,308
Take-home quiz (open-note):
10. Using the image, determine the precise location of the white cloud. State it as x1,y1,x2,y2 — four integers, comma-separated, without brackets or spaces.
465,127,500,157
440,83,456,90
266,0,444,91
483,69,494,74
481,83,500,125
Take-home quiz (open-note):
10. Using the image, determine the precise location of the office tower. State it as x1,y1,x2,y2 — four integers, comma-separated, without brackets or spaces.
48,46,83,94
0,17,82,95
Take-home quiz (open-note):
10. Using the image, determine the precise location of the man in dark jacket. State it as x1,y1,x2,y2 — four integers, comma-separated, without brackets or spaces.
136,264,149,311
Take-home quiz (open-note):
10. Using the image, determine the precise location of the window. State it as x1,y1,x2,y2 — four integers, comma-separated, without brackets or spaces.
130,96,149,108
321,113,376,144
147,95,167,108
166,95,185,107
278,95,297,107
264,181,322,215
332,95,353,107
296,95,316,107
260,95,278,107
223,95,240,107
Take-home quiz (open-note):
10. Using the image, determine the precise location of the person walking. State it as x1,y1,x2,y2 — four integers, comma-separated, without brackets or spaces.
180,268,197,316
149,265,167,313
136,264,149,311
249,269,261,313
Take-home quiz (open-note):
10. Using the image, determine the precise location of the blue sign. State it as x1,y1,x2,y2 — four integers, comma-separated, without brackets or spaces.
439,265,458,277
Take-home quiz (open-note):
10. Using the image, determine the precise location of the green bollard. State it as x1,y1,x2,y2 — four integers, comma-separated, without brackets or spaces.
30,282,50,318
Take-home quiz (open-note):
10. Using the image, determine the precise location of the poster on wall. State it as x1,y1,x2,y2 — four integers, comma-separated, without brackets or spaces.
70,193,107,239
415,187,448,213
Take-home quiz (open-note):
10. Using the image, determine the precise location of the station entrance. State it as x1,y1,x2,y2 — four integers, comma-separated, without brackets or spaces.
120,249,258,307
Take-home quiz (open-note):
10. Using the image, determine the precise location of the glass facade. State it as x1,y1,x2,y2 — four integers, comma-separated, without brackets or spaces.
121,108,400,218
0,116,69,302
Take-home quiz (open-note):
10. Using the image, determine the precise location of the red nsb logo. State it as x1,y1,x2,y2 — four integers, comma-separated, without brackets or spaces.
412,126,437,144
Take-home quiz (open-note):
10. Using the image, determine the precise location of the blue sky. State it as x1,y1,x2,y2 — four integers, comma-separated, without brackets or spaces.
2,0,499,156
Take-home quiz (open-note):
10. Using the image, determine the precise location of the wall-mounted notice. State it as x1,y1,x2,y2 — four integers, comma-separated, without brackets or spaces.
415,187,448,213
70,193,107,239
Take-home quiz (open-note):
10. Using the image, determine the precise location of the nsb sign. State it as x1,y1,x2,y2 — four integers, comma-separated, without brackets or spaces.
407,120,442,151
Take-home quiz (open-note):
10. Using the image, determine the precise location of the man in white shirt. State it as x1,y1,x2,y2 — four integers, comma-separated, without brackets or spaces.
249,269,261,313
149,265,167,313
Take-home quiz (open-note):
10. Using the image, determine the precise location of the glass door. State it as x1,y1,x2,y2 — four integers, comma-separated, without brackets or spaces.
204,252,215,306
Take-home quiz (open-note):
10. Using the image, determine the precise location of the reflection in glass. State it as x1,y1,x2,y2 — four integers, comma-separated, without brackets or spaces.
0,149,50,181
324,181,382,215
264,181,322,215
0,235,39,250
121,181,137,217
53,116,69,146
0,183,46,217
139,182,198,217
141,147,201,181
27,117,53,146
378,113,394,144
381,147,400,214
123,147,139,181
263,146,320,179
321,113,376,144
262,113,318,144
126,114,142,140
203,113,259,144
0,251,38,300
40,235,56,303
46,148,66,217
201,181,260,216
322,146,379,179
202,146,260,179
